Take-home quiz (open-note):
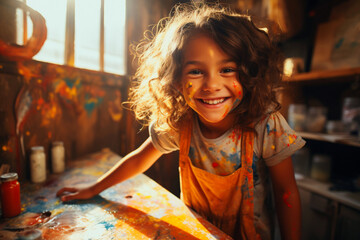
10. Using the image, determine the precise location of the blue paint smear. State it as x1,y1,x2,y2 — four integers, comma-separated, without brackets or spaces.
334,38,344,49
64,77,81,89
100,221,115,230
266,123,270,135
230,98,241,111
25,200,52,213
252,154,259,182
85,101,96,115
84,95,104,116
24,195,109,214
220,150,240,167
189,146,195,160
350,41,358,48
266,124,277,136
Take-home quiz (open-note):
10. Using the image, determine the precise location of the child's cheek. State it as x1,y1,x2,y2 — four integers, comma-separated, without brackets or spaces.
183,81,196,107
231,81,243,110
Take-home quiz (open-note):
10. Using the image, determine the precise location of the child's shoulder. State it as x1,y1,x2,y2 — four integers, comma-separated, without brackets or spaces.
149,121,180,153
255,111,286,126
254,111,291,136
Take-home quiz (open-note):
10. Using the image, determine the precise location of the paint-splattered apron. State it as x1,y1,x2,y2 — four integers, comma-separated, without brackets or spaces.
179,122,260,239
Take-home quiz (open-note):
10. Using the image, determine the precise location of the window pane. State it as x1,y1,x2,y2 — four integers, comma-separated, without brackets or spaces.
74,0,101,71
104,0,126,75
27,0,66,65
16,8,25,45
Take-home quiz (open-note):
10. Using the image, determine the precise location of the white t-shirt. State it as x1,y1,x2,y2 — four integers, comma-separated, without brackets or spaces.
149,111,306,239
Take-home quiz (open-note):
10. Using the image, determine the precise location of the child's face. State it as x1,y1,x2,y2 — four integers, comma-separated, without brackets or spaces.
181,33,243,126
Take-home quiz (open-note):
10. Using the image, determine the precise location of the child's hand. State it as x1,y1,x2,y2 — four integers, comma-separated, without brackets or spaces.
56,185,96,202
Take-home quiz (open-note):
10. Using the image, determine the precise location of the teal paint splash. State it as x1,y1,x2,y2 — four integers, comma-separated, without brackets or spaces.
220,150,240,166
334,38,344,49
84,95,104,116
64,77,81,89
100,221,115,230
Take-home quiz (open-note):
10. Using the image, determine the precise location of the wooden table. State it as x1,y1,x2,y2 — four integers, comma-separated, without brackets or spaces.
0,149,232,239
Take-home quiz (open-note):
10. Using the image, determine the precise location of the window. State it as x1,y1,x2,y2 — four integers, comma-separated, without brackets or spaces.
22,0,126,75
26,0,67,65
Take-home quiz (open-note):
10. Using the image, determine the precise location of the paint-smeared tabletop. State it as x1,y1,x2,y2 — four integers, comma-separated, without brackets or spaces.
0,149,232,240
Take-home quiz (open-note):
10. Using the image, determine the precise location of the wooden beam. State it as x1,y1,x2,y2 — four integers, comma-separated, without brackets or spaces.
64,0,75,66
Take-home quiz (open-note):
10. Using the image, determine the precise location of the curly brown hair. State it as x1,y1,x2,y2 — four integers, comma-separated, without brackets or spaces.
128,2,283,133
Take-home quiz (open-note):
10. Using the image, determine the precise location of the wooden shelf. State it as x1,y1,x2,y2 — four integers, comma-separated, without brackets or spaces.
298,131,360,148
283,67,360,82
296,176,360,211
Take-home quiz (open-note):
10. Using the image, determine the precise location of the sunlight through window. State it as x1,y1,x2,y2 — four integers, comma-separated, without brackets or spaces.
25,0,126,75
104,0,126,75
27,0,66,65
74,0,101,71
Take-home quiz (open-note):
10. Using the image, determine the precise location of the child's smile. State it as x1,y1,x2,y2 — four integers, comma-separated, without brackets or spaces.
181,32,243,134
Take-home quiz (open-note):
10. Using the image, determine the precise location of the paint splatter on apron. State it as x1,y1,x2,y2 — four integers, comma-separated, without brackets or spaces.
179,121,261,239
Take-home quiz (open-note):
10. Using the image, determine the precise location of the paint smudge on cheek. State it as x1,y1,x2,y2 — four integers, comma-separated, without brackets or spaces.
282,191,292,208
231,99,241,110
221,105,230,118
184,82,196,107
232,81,242,97
230,81,243,111
232,81,237,89
186,81,192,89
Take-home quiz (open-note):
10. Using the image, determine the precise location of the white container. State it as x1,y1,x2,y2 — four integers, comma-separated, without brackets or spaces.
30,146,46,183
288,104,307,131
51,141,65,173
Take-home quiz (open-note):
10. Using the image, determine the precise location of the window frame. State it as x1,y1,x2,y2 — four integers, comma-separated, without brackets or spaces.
23,0,125,74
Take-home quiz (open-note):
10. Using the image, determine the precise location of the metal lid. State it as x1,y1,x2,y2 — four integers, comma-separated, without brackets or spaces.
52,141,64,146
1,172,18,182
31,146,44,152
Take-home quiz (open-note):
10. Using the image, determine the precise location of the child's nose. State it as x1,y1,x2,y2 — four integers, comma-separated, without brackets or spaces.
202,74,221,92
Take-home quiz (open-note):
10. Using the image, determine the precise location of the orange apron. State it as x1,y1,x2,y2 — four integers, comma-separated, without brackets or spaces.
179,121,260,239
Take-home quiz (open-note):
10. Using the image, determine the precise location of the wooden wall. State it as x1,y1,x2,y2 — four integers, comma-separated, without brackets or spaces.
0,60,129,181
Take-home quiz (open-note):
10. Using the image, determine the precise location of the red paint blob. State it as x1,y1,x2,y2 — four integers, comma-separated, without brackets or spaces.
212,162,219,168
282,191,293,208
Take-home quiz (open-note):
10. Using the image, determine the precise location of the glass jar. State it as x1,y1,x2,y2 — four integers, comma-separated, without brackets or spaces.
1,172,21,218
305,106,327,132
51,141,65,173
310,154,332,182
288,104,307,131
30,146,46,183
342,97,360,134
292,147,310,178
326,120,345,134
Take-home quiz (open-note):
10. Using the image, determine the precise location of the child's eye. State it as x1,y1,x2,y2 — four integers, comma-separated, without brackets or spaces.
188,69,202,75
221,68,236,74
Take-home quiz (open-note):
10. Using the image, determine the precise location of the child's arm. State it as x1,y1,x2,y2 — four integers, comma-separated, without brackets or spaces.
57,137,163,202
269,156,301,240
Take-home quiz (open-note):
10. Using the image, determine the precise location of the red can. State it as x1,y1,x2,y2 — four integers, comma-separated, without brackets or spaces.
1,173,21,218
